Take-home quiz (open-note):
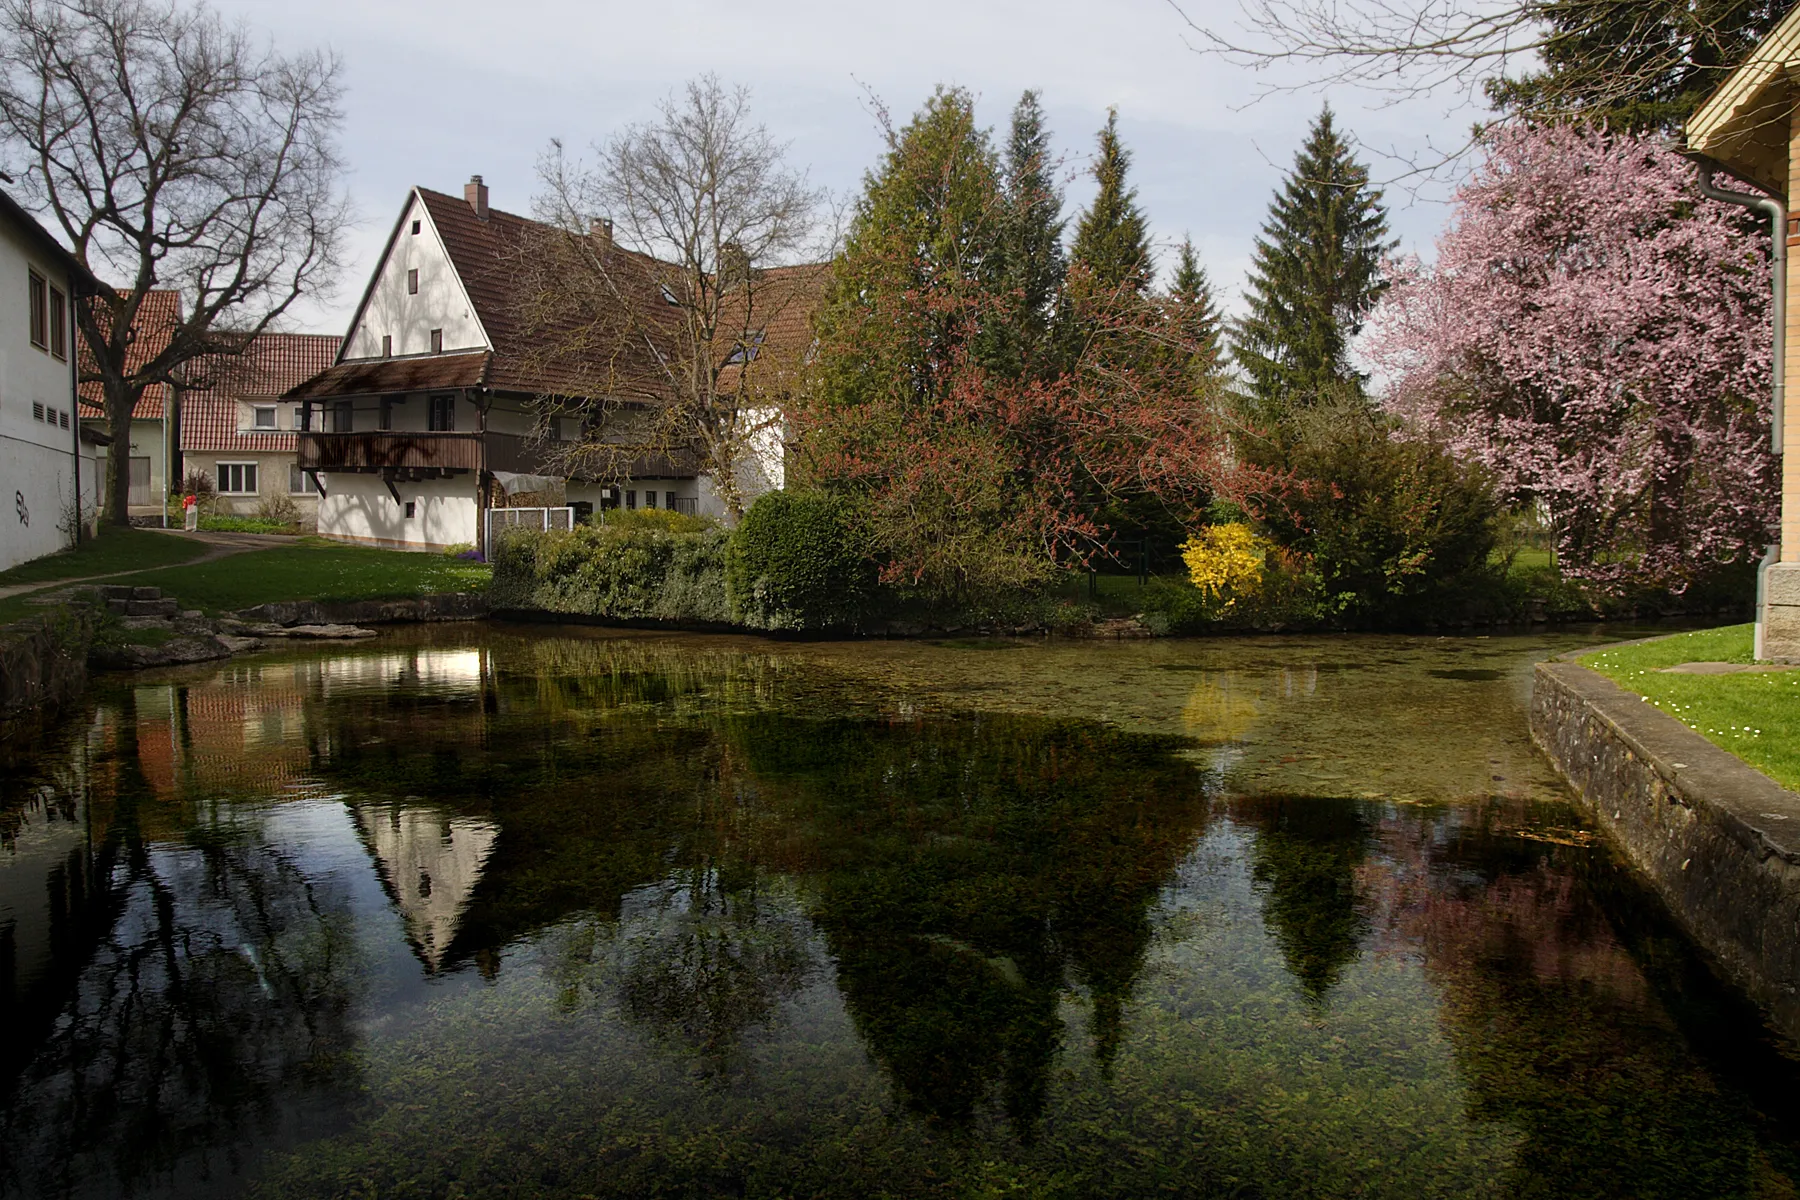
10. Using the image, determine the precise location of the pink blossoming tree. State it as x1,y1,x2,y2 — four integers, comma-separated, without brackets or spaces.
1367,123,1776,593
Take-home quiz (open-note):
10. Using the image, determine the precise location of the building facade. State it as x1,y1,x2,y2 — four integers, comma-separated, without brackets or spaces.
284,176,810,552
0,188,102,572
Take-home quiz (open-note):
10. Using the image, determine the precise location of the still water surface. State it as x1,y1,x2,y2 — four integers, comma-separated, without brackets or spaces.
3,625,1799,1199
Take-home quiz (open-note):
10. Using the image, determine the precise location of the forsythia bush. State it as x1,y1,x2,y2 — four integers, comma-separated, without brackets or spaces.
1181,523,1268,603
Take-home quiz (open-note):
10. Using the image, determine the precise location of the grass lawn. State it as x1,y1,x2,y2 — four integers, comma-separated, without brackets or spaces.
0,526,208,588
1579,624,1800,790
116,537,490,614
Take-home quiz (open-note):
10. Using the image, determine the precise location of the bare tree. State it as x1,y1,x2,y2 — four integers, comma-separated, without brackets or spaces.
518,75,824,520
0,0,350,524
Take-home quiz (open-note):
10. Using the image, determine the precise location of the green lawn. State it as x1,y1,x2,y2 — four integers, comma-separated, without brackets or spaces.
1579,624,1800,790
0,526,208,588
117,537,490,614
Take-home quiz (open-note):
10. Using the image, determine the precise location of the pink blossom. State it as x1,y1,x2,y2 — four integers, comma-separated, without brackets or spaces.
1366,123,1777,592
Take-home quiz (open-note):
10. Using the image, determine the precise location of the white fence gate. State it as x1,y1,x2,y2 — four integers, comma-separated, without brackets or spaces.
485,505,575,560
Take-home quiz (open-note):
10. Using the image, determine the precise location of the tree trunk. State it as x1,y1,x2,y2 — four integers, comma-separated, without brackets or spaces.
105,380,134,527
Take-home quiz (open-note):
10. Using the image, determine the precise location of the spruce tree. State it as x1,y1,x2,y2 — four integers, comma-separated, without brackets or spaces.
1233,106,1392,417
1169,236,1222,372
989,89,1067,378
1070,108,1153,295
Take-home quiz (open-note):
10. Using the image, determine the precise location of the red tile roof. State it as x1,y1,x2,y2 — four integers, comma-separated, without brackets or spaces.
181,332,342,452
76,290,183,418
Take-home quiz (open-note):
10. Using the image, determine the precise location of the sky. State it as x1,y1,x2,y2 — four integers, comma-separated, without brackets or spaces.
209,0,1491,336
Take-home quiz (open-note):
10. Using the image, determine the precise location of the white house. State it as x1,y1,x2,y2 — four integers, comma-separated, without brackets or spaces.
284,176,815,552
0,188,103,572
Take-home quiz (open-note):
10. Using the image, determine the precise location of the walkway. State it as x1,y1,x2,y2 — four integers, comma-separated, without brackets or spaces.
0,530,294,603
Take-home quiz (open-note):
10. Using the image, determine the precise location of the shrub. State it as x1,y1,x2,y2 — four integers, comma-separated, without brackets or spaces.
726,490,874,630
1251,391,1500,625
489,516,730,623
1181,523,1268,604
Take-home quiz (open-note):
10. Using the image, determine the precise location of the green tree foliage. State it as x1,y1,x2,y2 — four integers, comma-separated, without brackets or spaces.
1249,389,1500,624
726,489,874,630
988,89,1068,380
1069,108,1153,297
1167,236,1222,373
1486,0,1783,132
1234,107,1393,418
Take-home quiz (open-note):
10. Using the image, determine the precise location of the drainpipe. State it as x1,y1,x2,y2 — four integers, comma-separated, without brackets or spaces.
1695,160,1786,660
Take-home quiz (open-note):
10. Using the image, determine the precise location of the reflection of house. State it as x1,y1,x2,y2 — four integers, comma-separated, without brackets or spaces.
282,176,823,550
1688,19,1800,658
353,803,498,971
0,186,103,569
76,289,183,520
179,333,341,523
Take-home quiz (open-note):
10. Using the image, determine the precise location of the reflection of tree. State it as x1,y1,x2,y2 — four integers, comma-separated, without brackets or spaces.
1237,796,1372,1005
1384,801,1800,1198
734,712,1212,1128
0,692,363,1200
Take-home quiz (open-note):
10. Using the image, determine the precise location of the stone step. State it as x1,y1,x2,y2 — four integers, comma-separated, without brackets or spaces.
130,586,162,601
125,598,178,617
98,585,134,600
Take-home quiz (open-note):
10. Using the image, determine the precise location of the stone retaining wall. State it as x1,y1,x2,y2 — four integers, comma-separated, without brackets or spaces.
237,592,488,627
1532,660,1800,1042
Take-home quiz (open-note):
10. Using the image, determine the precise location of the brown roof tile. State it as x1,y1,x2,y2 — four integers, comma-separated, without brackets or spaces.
284,350,491,401
76,290,183,418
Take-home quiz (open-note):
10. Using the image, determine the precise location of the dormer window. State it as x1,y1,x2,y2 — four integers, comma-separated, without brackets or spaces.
251,405,277,430
407,268,419,295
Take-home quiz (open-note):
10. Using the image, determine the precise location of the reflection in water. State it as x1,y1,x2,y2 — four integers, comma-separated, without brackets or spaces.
1239,797,1374,1005
1,628,1799,1199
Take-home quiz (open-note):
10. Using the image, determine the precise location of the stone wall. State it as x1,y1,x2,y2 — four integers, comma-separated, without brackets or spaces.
236,592,488,627
1532,660,1800,1041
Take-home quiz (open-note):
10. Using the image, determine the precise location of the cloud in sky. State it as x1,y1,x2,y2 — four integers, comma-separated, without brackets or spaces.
212,0,1487,334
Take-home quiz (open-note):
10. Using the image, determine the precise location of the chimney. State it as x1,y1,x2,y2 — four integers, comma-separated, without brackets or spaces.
465,174,489,220
590,216,613,253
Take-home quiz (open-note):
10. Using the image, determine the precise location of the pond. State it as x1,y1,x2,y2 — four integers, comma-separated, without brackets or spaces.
2,624,1798,1199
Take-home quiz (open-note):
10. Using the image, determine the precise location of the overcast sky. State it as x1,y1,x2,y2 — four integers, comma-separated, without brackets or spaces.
209,0,1488,336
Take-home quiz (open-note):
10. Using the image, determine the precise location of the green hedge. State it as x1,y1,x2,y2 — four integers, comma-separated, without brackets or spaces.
489,510,730,623
726,490,874,631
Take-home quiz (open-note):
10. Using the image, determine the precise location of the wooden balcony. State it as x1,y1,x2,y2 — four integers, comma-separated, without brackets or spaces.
297,431,559,475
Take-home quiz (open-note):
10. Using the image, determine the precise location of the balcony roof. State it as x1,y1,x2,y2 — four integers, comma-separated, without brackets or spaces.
284,350,491,401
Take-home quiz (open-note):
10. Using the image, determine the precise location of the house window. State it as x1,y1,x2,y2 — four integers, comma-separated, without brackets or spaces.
217,462,259,495
48,285,66,359
332,401,354,433
382,334,392,358
27,269,46,349
643,490,657,509
429,328,443,353
251,405,277,430
411,219,421,235
665,491,678,510
407,268,419,294
625,490,636,510
404,501,416,519
428,393,455,431
288,463,311,494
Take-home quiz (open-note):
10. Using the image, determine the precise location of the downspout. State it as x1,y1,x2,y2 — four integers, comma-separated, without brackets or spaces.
67,279,80,545
1695,160,1785,660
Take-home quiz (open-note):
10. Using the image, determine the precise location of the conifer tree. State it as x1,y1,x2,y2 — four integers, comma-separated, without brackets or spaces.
1234,106,1393,416
1168,236,1222,372
1070,109,1153,295
989,89,1067,378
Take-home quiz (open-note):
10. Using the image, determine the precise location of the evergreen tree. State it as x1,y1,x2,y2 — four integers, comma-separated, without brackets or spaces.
989,89,1067,378
1168,236,1222,372
1233,106,1392,417
1070,108,1153,295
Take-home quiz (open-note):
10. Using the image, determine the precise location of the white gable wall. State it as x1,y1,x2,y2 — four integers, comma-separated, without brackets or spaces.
342,192,489,361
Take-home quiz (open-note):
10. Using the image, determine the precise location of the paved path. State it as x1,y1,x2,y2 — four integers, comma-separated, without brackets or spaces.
0,530,294,603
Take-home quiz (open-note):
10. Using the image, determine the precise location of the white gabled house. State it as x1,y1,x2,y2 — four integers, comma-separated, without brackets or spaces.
0,187,104,571
285,176,811,552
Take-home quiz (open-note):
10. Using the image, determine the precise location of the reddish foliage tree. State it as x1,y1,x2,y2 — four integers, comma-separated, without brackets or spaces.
1367,123,1776,593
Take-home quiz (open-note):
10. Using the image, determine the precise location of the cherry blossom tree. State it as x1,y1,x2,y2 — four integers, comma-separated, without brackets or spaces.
1367,123,1776,592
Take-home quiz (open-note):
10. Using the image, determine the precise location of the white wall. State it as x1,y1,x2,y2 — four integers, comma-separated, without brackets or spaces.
0,214,86,570
341,191,491,361
317,473,478,551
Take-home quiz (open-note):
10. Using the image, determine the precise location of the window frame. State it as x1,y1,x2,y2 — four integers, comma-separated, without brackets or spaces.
429,328,443,354
27,268,46,350
216,461,260,496
48,284,66,359
288,462,312,495
250,405,278,430
406,268,419,295
427,393,456,432
331,401,354,433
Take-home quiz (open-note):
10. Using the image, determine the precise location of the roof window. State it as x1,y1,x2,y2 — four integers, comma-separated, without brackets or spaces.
659,284,680,306
725,330,766,366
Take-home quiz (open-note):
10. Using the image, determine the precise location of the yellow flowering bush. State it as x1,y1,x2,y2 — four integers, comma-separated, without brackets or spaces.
1181,523,1268,604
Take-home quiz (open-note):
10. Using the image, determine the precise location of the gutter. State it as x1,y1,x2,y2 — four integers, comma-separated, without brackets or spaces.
1691,156,1787,660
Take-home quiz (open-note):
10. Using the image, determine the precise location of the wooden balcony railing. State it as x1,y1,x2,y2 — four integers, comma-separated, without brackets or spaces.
297,431,560,475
